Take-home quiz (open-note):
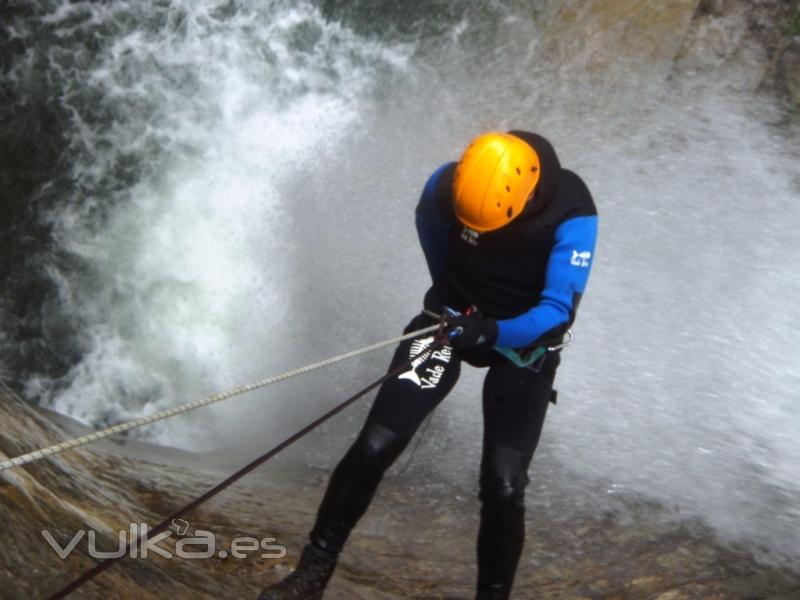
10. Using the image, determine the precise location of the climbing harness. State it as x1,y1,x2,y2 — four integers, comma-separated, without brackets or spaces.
0,323,441,473
45,333,449,600
494,330,573,370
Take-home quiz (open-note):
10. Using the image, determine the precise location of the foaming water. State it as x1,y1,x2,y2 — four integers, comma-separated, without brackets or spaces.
5,0,800,566
546,90,800,562
21,0,413,446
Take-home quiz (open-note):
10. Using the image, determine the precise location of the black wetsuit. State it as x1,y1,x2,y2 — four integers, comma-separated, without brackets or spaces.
307,131,598,599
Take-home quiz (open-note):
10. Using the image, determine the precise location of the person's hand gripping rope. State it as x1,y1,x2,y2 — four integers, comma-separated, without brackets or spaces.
443,306,499,350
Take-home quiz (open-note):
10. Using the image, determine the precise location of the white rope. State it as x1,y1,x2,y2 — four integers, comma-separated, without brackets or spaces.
0,324,441,473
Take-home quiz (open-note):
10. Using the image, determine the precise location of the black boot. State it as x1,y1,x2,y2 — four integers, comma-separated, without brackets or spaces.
475,583,510,600
258,544,337,600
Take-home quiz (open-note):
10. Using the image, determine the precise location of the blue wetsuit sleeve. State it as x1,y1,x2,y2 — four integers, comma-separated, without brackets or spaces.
495,215,599,348
415,163,452,282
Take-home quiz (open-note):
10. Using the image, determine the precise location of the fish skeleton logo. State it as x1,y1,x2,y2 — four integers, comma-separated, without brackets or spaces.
570,250,592,267
397,336,452,389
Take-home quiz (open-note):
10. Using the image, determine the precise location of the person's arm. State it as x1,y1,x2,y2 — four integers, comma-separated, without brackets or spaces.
415,163,453,282
495,214,599,348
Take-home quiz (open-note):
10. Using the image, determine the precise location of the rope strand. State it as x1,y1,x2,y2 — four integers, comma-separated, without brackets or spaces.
0,324,440,472
45,336,447,600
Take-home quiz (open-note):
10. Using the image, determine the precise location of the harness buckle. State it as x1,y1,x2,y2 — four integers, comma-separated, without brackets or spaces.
493,329,573,371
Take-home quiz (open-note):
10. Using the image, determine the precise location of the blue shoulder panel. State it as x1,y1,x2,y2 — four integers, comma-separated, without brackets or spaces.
495,215,598,348
415,163,453,282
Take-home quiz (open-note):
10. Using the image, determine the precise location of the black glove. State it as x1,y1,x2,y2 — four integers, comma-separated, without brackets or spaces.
445,314,499,350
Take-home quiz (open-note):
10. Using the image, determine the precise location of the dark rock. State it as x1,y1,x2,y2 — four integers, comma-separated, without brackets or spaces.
778,36,800,107
674,0,800,105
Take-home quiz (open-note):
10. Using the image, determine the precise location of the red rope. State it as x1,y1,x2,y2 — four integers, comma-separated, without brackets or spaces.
46,332,447,599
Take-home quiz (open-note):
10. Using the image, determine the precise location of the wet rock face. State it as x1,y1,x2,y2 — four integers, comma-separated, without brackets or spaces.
674,0,800,102
780,36,800,106
2,392,800,599
532,0,800,117
534,0,702,83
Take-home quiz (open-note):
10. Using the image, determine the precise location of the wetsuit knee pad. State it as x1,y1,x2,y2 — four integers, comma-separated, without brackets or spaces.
351,421,410,472
479,446,531,509
310,422,411,555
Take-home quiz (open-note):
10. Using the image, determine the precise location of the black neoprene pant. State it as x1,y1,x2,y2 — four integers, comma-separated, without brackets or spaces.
309,313,558,598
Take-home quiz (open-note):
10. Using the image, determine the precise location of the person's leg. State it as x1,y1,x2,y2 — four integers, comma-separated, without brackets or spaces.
260,314,459,599
310,314,461,556
475,354,558,600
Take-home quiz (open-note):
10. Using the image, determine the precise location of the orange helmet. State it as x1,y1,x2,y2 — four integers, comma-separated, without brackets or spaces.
452,132,541,232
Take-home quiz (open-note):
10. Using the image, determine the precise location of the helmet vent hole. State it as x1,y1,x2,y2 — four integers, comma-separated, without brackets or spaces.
497,202,501,207
507,207,513,218
531,166,538,172
505,185,511,192
516,167,521,175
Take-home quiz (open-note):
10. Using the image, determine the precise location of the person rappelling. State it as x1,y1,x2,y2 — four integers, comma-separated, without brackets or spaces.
258,130,599,600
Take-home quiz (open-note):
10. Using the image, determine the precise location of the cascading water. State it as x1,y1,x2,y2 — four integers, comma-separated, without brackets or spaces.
4,0,416,445
2,0,799,568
